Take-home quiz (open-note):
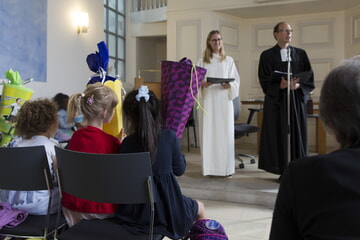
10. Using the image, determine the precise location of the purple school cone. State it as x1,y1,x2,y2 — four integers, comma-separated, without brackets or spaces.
161,58,206,139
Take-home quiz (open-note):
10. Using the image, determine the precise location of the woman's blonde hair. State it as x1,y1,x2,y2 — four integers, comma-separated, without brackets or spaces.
202,30,226,64
67,84,118,125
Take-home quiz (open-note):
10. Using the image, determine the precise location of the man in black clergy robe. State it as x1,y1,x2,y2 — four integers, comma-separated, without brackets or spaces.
258,21,315,177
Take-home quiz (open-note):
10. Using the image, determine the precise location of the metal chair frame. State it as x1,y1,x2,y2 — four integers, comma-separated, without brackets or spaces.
55,146,161,240
0,146,66,240
233,97,260,169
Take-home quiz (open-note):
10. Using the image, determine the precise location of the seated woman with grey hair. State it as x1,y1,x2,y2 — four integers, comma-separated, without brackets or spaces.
269,55,360,239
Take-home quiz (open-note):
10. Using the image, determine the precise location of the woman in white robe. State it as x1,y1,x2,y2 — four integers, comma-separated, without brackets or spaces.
197,30,240,177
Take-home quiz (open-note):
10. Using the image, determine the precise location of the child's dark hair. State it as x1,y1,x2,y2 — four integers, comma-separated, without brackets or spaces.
67,84,118,125
122,86,162,162
52,93,69,110
16,98,58,139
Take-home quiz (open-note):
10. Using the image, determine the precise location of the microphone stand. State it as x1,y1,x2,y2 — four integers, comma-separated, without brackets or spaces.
287,47,291,163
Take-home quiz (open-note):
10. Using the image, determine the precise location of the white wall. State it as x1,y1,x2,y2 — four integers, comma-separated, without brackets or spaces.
19,0,104,99
136,37,166,82
345,4,360,57
125,12,167,90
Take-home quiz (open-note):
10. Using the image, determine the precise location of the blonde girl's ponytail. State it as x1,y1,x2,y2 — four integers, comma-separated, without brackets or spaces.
67,93,82,123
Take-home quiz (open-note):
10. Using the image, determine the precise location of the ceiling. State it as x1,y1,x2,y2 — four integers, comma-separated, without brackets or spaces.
216,0,360,18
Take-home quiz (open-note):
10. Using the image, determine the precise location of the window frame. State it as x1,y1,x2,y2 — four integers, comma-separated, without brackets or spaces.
103,0,126,81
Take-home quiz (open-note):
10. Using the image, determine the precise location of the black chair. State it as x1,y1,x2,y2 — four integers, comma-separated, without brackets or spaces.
233,97,259,169
54,147,163,240
185,108,198,152
0,146,67,240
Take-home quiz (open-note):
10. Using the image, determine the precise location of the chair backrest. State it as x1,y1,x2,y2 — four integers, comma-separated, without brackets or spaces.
55,146,156,240
233,96,241,121
55,146,154,204
0,146,52,191
233,97,261,124
0,146,66,239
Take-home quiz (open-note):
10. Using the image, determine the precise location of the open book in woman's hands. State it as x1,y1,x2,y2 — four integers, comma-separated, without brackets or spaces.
206,77,235,83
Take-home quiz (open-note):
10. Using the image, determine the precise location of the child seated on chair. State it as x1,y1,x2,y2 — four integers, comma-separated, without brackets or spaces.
0,99,61,215
116,86,206,239
61,84,123,227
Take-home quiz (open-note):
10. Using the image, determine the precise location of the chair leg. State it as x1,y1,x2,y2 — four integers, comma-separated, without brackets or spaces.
235,152,256,169
187,126,190,152
235,154,245,169
238,153,256,163
192,124,197,148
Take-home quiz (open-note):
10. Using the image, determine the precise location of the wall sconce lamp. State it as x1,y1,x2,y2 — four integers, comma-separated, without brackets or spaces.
73,11,89,34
